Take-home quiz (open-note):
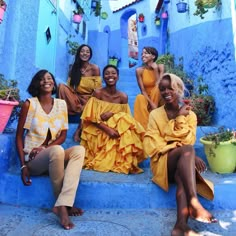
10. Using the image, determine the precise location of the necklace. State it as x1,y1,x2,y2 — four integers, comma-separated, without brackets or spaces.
80,63,90,75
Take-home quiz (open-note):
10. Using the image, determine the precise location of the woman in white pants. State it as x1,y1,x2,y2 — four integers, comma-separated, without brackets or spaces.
16,69,85,230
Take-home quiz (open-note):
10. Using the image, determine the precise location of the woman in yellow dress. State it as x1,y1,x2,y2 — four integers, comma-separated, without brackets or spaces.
144,73,217,236
58,44,101,141
80,65,146,174
134,46,164,129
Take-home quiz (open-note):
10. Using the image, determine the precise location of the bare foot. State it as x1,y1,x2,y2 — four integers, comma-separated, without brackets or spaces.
73,127,82,142
52,206,74,230
189,197,217,223
172,223,200,236
67,206,84,216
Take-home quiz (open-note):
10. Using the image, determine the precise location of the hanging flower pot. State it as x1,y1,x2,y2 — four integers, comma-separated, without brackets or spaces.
100,11,108,20
0,1,7,23
72,14,83,24
161,11,168,19
155,17,161,26
138,13,144,23
176,2,188,13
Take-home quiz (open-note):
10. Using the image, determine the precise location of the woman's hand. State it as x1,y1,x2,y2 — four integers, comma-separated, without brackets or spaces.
104,127,120,139
195,156,207,173
147,101,157,112
21,166,32,186
178,104,192,117
100,112,114,121
29,146,46,160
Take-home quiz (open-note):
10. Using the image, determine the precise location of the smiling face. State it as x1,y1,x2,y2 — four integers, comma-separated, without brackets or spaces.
79,45,91,62
103,66,118,86
159,77,178,104
39,72,55,93
141,48,156,64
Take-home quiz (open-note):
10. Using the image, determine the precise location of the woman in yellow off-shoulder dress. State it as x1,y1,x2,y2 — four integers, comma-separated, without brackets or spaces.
58,44,101,141
80,65,146,174
144,73,217,236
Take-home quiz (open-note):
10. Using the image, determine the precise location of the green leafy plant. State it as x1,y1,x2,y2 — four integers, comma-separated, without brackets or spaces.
184,76,215,126
194,0,221,19
73,4,84,15
94,0,102,17
201,126,236,148
0,74,19,101
66,35,80,56
0,0,6,7
156,54,193,90
0,73,22,126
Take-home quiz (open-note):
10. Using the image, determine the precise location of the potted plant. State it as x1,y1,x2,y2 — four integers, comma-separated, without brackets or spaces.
0,73,20,133
155,16,161,26
156,54,194,96
0,0,7,23
72,4,84,24
138,13,144,22
184,76,215,126
194,0,221,19
94,0,102,17
176,0,188,13
108,55,121,67
200,126,236,174
66,35,80,56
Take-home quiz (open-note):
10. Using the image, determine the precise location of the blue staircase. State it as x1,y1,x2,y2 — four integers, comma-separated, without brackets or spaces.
0,125,236,211
0,68,236,229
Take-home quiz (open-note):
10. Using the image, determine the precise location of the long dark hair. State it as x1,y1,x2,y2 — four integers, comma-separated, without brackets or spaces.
27,70,57,97
70,44,93,89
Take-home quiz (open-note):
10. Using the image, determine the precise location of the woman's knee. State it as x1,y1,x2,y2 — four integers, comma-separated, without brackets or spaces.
181,145,195,159
69,145,85,159
48,145,65,161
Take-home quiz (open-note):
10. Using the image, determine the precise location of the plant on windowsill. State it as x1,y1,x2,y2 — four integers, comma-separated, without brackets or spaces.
138,13,145,22
200,126,236,174
194,0,222,19
0,73,21,133
108,54,121,67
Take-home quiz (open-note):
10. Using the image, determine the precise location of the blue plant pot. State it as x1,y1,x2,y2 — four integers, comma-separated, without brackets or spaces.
176,2,188,13
164,0,170,3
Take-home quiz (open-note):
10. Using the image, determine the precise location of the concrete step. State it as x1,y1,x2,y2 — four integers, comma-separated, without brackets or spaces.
1,203,236,236
0,127,236,211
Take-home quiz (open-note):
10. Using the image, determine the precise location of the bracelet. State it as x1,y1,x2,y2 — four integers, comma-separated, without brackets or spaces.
21,165,27,170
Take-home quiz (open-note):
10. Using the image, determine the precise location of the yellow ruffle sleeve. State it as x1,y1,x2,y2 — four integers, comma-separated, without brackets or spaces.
80,97,146,174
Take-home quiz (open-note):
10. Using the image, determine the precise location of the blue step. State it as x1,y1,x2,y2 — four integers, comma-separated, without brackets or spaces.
0,126,236,211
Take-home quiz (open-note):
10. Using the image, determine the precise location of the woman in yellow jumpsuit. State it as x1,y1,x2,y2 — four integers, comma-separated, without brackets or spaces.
134,46,164,129
144,73,217,236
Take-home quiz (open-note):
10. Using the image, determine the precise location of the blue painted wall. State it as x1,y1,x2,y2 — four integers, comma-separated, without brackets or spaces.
0,0,235,128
